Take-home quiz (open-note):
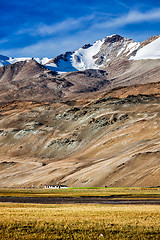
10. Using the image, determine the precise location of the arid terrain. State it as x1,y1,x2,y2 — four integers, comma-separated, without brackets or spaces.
0,34,159,188
0,82,159,188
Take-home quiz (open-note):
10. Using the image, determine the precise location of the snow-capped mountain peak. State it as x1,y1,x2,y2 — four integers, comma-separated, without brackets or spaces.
1,34,160,74
130,35,160,60
71,38,105,71
45,34,141,73
0,55,52,68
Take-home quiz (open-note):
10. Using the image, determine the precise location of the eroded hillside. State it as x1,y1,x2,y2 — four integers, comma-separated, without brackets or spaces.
0,84,159,188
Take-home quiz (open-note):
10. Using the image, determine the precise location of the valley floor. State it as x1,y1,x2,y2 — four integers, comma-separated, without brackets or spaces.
0,187,160,204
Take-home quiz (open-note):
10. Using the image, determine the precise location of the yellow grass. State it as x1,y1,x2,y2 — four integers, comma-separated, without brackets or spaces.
0,203,159,239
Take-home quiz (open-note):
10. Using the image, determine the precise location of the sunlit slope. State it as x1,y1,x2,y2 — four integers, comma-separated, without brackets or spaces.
0,87,159,188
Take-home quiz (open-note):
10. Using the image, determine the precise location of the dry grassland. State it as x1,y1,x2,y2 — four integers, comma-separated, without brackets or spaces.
0,203,159,239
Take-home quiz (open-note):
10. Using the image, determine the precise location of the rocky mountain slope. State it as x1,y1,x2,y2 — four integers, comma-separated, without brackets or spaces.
0,34,159,188
0,60,112,103
0,84,159,187
0,57,160,103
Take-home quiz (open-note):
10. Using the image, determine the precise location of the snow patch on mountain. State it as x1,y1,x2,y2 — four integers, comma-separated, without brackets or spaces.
0,55,52,68
35,57,52,65
71,38,105,70
117,46,126,57
45,53,78,74
130,37,160,60
44,39,105,73
9,57,31,64
124,42,140,56
116,40,140,58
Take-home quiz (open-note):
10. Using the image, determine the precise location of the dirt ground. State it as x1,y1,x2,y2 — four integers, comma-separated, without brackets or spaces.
0,196,160,205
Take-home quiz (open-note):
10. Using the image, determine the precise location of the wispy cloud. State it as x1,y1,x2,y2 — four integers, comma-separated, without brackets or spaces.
114,0,130,9
1,7,160,58
95,8,160,29
18,15,95,37
20,8,160,38
0,40,57,57
0,36,89,57
0,39,8,44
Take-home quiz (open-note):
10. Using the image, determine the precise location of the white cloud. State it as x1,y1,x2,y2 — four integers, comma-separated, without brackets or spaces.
18,14,95,37
0,39,8,44
0,36,90,58
0,40,57,57
95,8,160,29
2,8,160,58
115,0,130,9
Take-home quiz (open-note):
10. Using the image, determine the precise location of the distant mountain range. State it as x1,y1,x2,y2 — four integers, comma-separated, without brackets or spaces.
0,34,160,104
1,34,160,74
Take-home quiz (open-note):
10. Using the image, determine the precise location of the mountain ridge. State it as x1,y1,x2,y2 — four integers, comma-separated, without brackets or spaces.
1,34,160,73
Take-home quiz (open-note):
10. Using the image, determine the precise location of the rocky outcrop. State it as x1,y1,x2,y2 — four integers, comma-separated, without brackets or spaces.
47,52,73,65
104,34,124,43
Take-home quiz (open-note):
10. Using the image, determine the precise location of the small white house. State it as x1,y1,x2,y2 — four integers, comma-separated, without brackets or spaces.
44,184,68,189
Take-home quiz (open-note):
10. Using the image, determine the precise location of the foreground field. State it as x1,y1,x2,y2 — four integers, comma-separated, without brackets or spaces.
0,203,159,239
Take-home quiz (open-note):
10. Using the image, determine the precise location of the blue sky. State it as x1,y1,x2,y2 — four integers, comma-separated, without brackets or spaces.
0,0,160,58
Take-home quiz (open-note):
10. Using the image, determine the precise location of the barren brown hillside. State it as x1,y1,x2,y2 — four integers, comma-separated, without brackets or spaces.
0,59,160,104
0,82,159,188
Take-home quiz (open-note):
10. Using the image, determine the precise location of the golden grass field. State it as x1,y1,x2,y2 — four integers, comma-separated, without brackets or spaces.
0,188,160,239
0,203,159,239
